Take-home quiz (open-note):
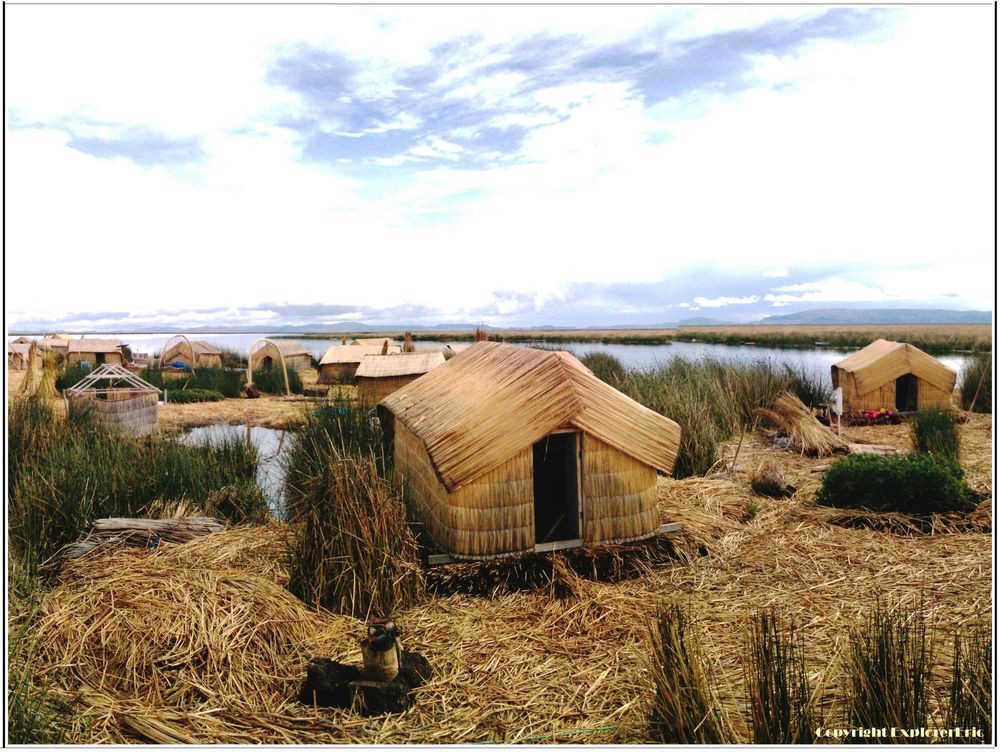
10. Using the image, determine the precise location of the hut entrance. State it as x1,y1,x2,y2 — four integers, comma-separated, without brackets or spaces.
532,432,581,546
260,355,274,370
895,374,918,412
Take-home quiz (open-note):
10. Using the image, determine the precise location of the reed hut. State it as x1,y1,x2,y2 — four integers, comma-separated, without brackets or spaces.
11,336,34,345
8,342,31,370
159,335,223,368
351,337,397,348
64,364,162,438
66,339,124,367
249,339,312,373
379,342,681,560
356,351,445,406
38,335,71,357
831,339,957,413
318,344,401,384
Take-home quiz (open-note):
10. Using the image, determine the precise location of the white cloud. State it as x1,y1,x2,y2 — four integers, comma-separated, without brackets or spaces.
694,296,761,308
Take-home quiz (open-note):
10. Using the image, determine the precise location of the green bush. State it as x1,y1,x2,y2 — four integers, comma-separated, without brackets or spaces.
816,453,972,515
142,365,245,398
252,366,303,395
960,350,992,413
909,410,960,462
54,363,92,391
165,388,224,404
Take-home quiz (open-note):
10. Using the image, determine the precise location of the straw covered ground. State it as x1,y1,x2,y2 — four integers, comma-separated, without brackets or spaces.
18,413,992,744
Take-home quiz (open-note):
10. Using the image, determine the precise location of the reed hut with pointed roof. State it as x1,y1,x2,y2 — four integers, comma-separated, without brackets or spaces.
65,338,124,367
64,364,162,438
318,343,402,384
379,342,681,560
831,339,957,413
356,351,445,406
8,342,31,370
159,336,223,368
249,339,312,373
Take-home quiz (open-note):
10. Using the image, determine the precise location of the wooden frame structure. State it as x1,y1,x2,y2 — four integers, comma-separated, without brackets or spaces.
64,364,162,438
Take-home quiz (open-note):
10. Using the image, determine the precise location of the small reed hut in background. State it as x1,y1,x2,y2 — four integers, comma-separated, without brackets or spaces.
159,335,223,368
7,342,31,370
65,338,124,367
64,364,162,438
356,351,445,406
318,343,401,384
38,334,71,359
831,339,957,413
247,338,314,395
351,337,398,348
379,342,681,560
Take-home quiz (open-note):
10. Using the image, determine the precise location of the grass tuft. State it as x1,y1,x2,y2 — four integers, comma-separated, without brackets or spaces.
744,610,818,743
647,603,734,744
841,596,931,738
909,410,961,462
960,349,992,413
947,623,992,743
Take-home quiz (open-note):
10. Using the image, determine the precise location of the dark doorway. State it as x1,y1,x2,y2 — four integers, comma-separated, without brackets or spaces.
96,353,106,365
532,432,580,545
260,355,274,370
895,374,918,411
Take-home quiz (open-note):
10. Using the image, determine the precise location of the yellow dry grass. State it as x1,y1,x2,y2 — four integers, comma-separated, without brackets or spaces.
20,412,994,744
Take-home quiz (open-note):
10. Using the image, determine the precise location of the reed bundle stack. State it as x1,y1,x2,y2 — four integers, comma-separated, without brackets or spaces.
832,339,956,413
64,364,162,438
355,351,445,405
755,391,850,457
380,342,681,560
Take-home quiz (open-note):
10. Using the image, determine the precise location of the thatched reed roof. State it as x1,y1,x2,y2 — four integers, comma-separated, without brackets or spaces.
381,342,681,492
8,342,32,357
187,340,221,355
351,337,397,347
356,351,445,378
833,339,956,395
11,336,34,345
67,338,122,354
320,344,401,365
267,340,310,357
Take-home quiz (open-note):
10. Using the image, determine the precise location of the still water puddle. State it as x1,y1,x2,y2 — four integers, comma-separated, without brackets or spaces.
181,424,290,518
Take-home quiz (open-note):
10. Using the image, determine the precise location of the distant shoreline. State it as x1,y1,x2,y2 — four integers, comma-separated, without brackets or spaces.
8,323,990,355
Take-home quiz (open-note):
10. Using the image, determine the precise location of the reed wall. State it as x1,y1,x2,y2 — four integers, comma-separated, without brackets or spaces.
357,375,421,406
318,363,357,384
582,434,659,545
66,352,124,366
66,391,159,438
837,371,953,412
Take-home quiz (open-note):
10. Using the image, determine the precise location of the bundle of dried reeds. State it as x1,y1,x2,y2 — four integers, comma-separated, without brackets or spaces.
755,391,850,457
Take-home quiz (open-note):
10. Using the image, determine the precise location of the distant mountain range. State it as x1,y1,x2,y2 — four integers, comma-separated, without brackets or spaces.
755,308,992,325
8,308,990,336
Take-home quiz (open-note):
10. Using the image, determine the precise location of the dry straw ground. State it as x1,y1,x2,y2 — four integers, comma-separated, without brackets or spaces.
21,408,992,744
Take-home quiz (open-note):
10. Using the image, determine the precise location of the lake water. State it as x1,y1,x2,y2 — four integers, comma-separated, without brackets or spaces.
180,424,290,518
10,332,974,387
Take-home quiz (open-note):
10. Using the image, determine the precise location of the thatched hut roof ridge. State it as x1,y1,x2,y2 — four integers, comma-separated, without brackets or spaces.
351,337,397,347
67,338,123,354
320,344,401,365
356,352,445,378
380,342,680,492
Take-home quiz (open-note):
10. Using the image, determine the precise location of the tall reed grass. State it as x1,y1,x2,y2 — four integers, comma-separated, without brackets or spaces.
647,603,734,743
284,401,419,617
252,366,304,395
841,597,931,737
960,350,992,413
140,365,245,398
744,610,817,743
611,358,828,477
8,396,266,573
909,410,961,463
947,624,992,743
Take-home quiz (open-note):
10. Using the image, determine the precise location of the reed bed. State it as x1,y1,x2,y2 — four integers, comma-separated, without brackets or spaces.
141,365,246,398
253,366,304,395
960,349,992,413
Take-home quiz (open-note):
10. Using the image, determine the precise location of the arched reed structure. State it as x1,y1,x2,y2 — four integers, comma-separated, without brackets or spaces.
247,339,312,395
159,335,223,368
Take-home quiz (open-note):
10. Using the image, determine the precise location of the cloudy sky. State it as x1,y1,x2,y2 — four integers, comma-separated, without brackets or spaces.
5,4,995,331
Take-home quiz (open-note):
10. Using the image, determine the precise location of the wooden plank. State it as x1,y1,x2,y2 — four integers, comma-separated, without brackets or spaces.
534,538,584,553
427,553,457,566
656,522,682,534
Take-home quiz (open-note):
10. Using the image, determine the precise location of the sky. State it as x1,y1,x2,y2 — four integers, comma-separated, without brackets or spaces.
4,4,995,332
